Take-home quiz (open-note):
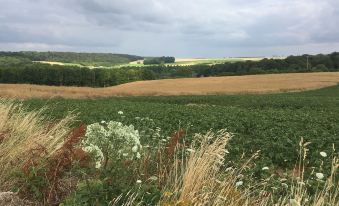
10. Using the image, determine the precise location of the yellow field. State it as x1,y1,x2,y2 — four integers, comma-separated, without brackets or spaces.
0,72,338,99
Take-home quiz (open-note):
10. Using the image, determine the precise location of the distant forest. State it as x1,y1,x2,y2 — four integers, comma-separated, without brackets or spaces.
0,51,143,66
144,56,175,65
0,52,338,87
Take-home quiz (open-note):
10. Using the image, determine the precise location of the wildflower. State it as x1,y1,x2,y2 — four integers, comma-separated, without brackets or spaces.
281,183,288,188
149,176,158,181
298,181,305,186
186,148,195,153
316,172,324,180
132,145,138,153
235,181,243,187
290,199,300,206
136,180,142,184
163,192,173,198
82,144,104,169
280,178,287,182
83,120,143,170
262,166,269,170
320,151,327,157
136,152,141,159
118,111,123,115
95,161,101,169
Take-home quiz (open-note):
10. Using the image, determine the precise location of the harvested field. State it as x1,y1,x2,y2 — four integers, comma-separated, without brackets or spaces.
0,72,339,99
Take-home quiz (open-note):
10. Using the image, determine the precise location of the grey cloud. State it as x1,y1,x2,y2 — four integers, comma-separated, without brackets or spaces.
0,0,338,56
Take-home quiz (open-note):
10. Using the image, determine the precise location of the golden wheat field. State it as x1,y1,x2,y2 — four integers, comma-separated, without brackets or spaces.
0,72,339,99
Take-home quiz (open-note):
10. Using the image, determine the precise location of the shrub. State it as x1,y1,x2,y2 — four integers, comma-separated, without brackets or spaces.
82,121,142,169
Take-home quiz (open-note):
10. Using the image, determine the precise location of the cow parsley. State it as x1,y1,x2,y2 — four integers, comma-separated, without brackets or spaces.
82,121,142,169
320,151,327,157
316,172,324,180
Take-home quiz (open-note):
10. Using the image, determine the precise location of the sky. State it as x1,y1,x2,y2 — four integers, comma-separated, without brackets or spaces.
0,0,338,57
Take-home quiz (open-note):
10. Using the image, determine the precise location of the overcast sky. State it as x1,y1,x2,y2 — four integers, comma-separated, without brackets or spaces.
0,0,338,57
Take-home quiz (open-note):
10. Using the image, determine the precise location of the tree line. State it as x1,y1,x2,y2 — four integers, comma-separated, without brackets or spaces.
0,52,338,87
0,63,156,87
143,56,175,65
0,51,143,66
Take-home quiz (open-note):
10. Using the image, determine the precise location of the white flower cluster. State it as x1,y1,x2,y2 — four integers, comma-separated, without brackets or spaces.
82,144,104,169
82,120,142,168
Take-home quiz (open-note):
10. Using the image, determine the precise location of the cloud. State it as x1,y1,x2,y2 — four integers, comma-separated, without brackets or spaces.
0,0,338,56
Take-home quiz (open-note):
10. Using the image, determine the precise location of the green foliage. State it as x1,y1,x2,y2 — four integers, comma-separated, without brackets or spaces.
12,163,48,200
15,86,339,205
144,56,175,65
24,85,339,171
61,119,163,206
1,52,339,87
62,178,161,206
0,51,143,66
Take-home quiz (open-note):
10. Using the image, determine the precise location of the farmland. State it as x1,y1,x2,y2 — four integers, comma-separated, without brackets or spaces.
35,57,261,68
1,54,338,206
1,79,338,205
0,53,338,205
1,72,339,99
22,83,339,166
1,0,339,204
12,82,337,204
125,57,265,67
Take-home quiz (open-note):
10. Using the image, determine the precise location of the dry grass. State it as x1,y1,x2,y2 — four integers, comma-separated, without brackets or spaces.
159,130,265,206
0,100,76,190
0,72,338,99
157,133,338,206
0,191,37,206
272,140,338,206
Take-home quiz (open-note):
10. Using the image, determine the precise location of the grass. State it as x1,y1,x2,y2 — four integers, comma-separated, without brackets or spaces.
160,134,338,206
110,131,338,206
0,100,76,190
0,72,338,99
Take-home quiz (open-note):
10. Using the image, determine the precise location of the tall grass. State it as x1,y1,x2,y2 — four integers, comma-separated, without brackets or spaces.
0,100,76,190
158,131,337,206
159,130,266,205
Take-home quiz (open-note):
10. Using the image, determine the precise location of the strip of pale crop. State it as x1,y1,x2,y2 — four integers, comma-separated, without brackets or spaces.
0,72,338,99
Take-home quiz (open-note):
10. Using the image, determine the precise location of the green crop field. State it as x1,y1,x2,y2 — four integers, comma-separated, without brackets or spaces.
23,85,339,171
2,83,338,205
